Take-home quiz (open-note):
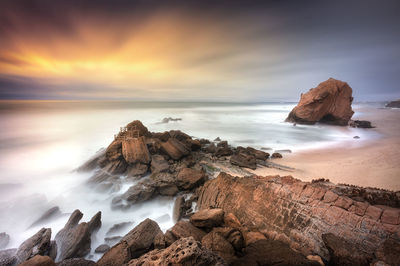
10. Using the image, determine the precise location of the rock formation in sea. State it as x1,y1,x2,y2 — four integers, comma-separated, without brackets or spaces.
286,78,354,125
385,99,400,108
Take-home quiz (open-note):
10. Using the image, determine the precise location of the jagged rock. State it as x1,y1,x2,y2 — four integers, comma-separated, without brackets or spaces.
211,227,244,251
160,117,182,123
57,258,96,266
215,141,233,157
286,78,354,125
190,139,202,151
385,99,400,108
125,120,152,138
30,207,62,228
206,143,217,153
349,120,374,128
106,222,133,236
19,255,55,266
224,213,241,229
202,231,236,264
173,196,185,223
122,136,151,164
322,233,373,265
150,155,170,173
95,244,110,254
0,248,16,266
271,152,283,158
127,237,226,266
160,138,190,160
190,208,224,228
15,228,52,265
0,232,10,249
105,140,123,162
176,168,207,190
245,147,270,160
164,221,206,246
214,137,221,141
152,131,170,142
232,239,320,266
230,153,256,170
98,219,162,266
55,210,101,261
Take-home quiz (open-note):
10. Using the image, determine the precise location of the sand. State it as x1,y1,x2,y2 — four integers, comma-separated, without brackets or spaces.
252,106,400,191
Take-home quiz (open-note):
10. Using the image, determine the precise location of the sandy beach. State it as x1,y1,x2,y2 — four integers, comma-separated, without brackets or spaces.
253,106,400,191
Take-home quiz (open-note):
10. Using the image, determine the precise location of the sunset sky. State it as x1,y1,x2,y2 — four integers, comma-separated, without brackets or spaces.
0,0,399,101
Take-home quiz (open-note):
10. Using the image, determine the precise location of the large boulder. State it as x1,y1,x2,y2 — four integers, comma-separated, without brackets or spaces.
55,210,101,261
15,228,52,265
122,136,151,164
164,221,206,246
127,237,226,266
190,208,225,228
160,138,190,160
150,155,170,173
286,78,354,125
202,231,236,264
98,219,162,266
176,168,207,190
230,153,257,170
125,120,152,138
19,255,55,266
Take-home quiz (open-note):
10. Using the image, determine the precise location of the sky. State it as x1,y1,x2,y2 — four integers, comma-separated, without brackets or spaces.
0,0,399,101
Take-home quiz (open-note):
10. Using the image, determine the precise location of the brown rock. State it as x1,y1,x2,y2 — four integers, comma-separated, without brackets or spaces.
19,255,55,266
202,231,236,264
160,138,190,160
153,231,166,249
271,152,283,159
176,168,207,190
95,244,110,253
164,221,206,245
125,120,152,137
243,231,267,246
334,196,353,210
350,201,369,216
150,155,169,173
57,258,96,266
286,78,354,125
211,227,244,251
190,208,225,228
126,163,148,178
173,196,185,223
230,153,257,170
364,205,383,221
122,136,151,164
224,213,241,228
374,237,400,266
323,190,339,203
15,228,52,265
105,140,123,162
381,208,400,225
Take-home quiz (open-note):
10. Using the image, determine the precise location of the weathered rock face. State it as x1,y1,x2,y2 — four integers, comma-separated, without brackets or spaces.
190,208,225,228
197,172,400,264
164,221,206,246
98,219,162,266
15,228,52,265
127,237,226,266
55,210,101,261
286,78,354,125
176,167,207,190
385,99,400,108
160,138,190,160
122,136,151,164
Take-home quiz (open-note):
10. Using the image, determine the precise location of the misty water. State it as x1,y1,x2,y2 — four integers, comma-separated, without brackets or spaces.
0,101,381,260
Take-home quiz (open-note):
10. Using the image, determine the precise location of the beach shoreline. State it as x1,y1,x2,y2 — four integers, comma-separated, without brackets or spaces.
252,106,400,191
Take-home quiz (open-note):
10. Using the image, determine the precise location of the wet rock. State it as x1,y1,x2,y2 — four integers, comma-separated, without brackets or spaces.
95,244,110,254
122,136,151,164
0,232,10,249
176,168,207,190
271,152,283,158
57,258,96,266
98,219,162,266
30,207,62,228
349,120,374,128
202,231,236,264
322,233,372,265
150,155,169,173
230,153,256,170
106,222,133,236
173,196,185,223
190,208,224,228
55,210,101,261
385,99,400,108
160,138,190,160
286,78,354,125
127,237,226,266
113,183,155,207
15,228,52,265
164,221,206,246
0,248,16,266
19,255,55,266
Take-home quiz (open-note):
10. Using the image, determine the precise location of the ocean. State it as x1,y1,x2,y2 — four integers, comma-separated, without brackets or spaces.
0,100,381,260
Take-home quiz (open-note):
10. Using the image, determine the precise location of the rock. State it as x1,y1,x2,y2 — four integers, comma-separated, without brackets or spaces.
150,155,169,173
0,232,10,249
232,239,320,266
0,248,17,266
385,99,400,108
19,255,55,266
153,231,166,249
48,241,57,261
160,117,182,123
15,228,52,265
122,136,151,165
95,244,110,254
164,221,206,246
173,196,185,223
127,237,226,266
57,258,96,266
106,222,133,236
274,149,292,154
113,183,155,207
211,227,244,251
104,236,122,246
160,138,190,160
98,219,162,265
349,120,374,128
76,149,105,172
322,233,372,265
126,162,148,178
169,130,192,141
286,78,354,125
374,237,400,266
202,231,236,264
214,137,221,141
30,207,62,228
354,136,360,139
125,120,152,138
271,152,283,158
215,141,233,157
105,140,123,162
206,143,217,153
55,210,101,261
224,213,241,228
230,153,256,170
176,168,207,190
190,139,202,151
190,208,224,228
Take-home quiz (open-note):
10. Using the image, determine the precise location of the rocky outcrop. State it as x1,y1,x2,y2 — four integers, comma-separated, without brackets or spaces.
15,228,52,265
197,172,400,264
128,237,226,266
286,78,354,125
55,210,101,261
97,219,162,266
385,99,400,108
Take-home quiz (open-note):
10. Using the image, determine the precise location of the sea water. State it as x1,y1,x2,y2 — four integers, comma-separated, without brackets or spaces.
0,100,381,260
